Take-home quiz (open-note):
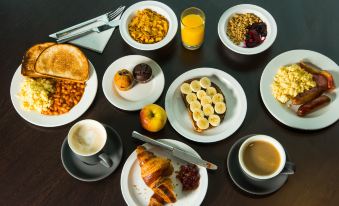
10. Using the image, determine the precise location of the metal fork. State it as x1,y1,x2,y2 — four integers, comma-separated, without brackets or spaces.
55,6,125,38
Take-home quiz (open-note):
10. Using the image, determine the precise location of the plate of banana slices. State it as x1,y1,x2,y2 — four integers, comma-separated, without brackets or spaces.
165,68,247,143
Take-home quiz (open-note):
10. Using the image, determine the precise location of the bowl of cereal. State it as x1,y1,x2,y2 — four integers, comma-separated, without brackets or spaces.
119,1,178,50
218,4,277,55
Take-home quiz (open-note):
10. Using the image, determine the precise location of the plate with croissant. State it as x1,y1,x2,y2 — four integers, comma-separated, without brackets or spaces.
165,68,247,143
120,139,208,206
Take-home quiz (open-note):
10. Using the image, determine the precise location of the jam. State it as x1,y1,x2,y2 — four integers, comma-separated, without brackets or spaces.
176,164,200,190
245,22,267,48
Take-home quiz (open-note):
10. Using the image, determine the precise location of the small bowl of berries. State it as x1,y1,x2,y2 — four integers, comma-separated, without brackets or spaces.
218,4,277,55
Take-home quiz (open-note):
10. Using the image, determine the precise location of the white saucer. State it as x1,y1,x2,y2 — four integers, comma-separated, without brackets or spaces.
102,55,165,111
260,50,339,130
165,68,247,143
10,62,98,127
120,139,208,206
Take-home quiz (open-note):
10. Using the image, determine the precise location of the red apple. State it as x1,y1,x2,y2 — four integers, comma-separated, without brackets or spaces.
140,104,167,132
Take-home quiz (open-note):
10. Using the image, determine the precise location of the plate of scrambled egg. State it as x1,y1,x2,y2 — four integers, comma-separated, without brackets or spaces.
260,50,339,130
10,62,98,127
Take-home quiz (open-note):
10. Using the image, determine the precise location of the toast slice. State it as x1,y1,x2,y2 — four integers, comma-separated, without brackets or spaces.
35,44,89,82
21,42,56,77
180,77,227,133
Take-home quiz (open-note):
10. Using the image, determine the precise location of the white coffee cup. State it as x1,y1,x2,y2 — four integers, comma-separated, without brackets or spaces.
68,119,113,168
238,135,293,180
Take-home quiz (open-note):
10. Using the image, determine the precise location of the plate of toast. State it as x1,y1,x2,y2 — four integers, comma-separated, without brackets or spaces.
165,68,247,143
10,42,97,127
120,139,208,206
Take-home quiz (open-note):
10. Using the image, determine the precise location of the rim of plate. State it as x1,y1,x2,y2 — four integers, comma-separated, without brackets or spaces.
10,61,98,127
260,49,339,130
165,68,247,143
119,1,178,50
102,55,165,111
120,139,208,206
218,4,277,55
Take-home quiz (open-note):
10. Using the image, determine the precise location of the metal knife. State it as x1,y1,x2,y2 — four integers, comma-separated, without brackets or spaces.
57,19,121,43
132,131,218,170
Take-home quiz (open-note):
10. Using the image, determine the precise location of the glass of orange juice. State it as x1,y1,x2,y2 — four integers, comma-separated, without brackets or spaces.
181,7,205,50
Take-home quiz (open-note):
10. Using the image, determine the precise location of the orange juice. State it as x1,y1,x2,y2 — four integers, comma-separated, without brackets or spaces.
181,13,205,49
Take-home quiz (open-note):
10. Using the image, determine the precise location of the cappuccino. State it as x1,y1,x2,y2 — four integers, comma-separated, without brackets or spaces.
68,120,106,156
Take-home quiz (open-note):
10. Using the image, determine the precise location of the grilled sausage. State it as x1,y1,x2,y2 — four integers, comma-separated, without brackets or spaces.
297,95,330,117
292,87,324,105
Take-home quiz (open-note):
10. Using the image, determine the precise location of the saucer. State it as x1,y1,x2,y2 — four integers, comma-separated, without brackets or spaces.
227,135,289,195
61,124,123,182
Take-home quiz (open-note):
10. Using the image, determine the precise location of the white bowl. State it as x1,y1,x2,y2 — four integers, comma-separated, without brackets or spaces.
119,1,178,51
218,4,277,55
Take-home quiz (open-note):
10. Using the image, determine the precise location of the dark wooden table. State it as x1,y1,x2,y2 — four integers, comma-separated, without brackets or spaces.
1,0,339,205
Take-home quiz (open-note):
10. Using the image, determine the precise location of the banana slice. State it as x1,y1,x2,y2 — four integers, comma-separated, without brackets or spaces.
192,109,204,121
200,96,212,106
208,114,221,127
203,104,214,116
206,86,217,96
180,83,192,94
212,93,224,104
190,100,201,112
200,77,211,89
190,80,201,92
196,90,207,100
186,93,197,104
197,118,209,130
215,102,227,114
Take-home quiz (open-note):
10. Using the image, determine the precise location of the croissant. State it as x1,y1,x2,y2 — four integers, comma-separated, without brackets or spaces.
136,146,176,206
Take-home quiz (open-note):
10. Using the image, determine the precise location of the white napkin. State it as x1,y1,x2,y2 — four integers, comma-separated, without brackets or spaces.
49,13,121,53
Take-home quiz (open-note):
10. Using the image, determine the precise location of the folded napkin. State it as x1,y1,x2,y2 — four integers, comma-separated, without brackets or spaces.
49,12,122,53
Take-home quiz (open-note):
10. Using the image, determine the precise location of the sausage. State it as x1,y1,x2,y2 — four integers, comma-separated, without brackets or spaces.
312,73,328,90
299,61,335,90
297,95,331,117
292,87,324,105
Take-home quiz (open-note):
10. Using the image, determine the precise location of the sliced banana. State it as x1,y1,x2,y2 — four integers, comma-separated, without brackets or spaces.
197,118,209,130
208,114,221,127
203,104,214,116
180,83,192,94
192,109,204,121
190,80,201,92
196,90,207,100
200,96,212,106
200,77,211,89
186,93,197,104
212,93,224,104
215,102,227,114
206,86,217,96
190,100,201,112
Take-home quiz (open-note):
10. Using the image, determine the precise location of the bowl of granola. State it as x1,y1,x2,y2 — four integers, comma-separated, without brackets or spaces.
218,4,277,55
119,1,178,50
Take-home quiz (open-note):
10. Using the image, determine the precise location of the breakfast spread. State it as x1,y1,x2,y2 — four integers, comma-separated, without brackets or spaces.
180,77,227,132
226,13,267,47
18,43,88,115
271,61,335,116
128,9,169,44
136,146,176,205
114,69,134,91
133,63,153,83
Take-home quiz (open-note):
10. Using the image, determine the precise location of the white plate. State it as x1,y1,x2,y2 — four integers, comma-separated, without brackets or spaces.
102,55,165,111
218,4,277,55
120,139,208,206
10,62,98,127
119,1,178,50
165,68,247,143
260,50,339,130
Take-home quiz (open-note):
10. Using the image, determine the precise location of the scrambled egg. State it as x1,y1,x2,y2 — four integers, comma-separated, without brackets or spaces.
18,78,55,112
271,64,316,103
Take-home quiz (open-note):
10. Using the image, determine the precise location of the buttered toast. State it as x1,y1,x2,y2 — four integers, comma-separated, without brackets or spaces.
180,77,227,132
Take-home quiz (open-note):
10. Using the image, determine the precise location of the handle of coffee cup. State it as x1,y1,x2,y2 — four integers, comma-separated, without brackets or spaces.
99,153,113,168
281,161,295,175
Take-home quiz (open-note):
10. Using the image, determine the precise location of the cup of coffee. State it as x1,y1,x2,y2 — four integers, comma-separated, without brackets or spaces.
238,135,295,180
68,119,113,168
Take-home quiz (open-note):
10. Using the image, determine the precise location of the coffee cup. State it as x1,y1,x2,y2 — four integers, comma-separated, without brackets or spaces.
68,119,113,168
238,135,295,180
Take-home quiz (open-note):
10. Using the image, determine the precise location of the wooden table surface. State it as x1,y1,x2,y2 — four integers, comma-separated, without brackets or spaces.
1,0,339,205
